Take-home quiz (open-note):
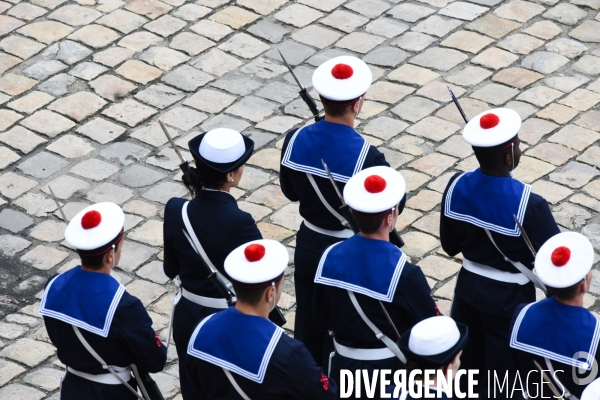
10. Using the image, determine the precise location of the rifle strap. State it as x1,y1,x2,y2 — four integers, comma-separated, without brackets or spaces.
182,201,233,291
305,173,349,228
223,368,252,400
72,326,146,400
347,291,407,364
484,229,547,293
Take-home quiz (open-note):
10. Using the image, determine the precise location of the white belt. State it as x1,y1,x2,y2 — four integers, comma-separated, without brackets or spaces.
463,258,529,285
333,339,395,361
182,288,229,309
67,366,131,385
303,220,354,239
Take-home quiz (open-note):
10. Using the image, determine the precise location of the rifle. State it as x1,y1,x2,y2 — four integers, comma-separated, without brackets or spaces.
182,229,287,327
158,121,190,173
321,159,360,233
447,87,469,123
321,159,405,248
278,50,323,122
48,185,67,222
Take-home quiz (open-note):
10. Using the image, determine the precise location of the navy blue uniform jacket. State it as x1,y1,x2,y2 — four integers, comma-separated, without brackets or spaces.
43,278,167,399
440,172,560,317
186,333,338,399
163,191,262,296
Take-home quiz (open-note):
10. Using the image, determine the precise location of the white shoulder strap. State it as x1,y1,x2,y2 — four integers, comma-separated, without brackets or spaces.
544,357,578,400
305,173,349,227
223,368,252,400
484,229,547,293
72,326,147,400
181,201,234,292
346,291,407,364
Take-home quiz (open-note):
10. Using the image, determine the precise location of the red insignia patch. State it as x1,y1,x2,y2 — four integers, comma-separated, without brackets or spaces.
320,373,330,391
434,304,442,316
154,333,162,347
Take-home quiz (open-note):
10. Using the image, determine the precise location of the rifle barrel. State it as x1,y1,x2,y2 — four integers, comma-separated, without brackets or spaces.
447,87,469,123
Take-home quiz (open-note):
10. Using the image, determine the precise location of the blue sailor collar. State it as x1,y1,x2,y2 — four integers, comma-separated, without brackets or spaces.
281,120,370,183
510,297,600,370
444,169,531,236
39,266,125,338
187,307,283,383
315,235,407,302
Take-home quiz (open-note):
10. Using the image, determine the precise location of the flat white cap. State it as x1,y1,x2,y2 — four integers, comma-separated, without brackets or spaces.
199,128,246,164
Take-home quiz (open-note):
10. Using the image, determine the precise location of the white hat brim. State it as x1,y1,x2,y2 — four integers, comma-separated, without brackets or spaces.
312,56,372,101
343,166,406,214
463,108,521,148
65,202,124,251
535,232,594,288
225,239,289,285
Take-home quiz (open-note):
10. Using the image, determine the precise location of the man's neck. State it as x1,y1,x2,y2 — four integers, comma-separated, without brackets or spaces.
359,229,390,242
235,301,270,319
555,295,584,308
479,166,511,178
80,264,111,275
324,114,355,128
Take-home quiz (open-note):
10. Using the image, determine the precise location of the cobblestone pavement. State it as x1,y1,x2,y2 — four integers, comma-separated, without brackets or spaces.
0,0,600,397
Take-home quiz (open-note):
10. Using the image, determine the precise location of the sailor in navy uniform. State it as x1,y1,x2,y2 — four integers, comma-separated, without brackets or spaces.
440,108,560,397
163,128,261,398
280,56,390,364
510,232,599,399
397,316,469,400
186,239,338,399
40,202,167,399
314,166,439,398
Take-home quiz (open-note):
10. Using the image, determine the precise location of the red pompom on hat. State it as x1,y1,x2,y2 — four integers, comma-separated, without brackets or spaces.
551,246,571,267
364,175,387,193
81,210,102,230
480,113,500,129
244,243,266,262
331,63,353,80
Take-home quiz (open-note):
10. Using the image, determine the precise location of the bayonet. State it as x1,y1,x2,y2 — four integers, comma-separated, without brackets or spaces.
513,214,537,257
534,360,564,400
380,301,401,339
159,120,189,173
447,87,469,124
321,159,346,206
49,185,67,222
278,49,322,122
320,159,404,247
321,159,360,233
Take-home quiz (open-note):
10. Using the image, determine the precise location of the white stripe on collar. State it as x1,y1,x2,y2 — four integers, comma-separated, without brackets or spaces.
187,314,284,384
281,127,370,183
444,172,531,237
314,242,407,303
39,274,125,338
510,303,600,370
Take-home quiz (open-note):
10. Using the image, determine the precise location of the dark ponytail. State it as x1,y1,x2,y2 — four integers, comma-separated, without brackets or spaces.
182,166,229,198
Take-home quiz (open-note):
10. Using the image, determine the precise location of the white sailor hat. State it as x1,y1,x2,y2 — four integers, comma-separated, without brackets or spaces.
64,202,125,255
463,108,521,153
188,128,255,174
343,166,406,215
312,56,372,104
224,239,289,288
581,378,600,400
398,316,469,369
535,232,594,289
